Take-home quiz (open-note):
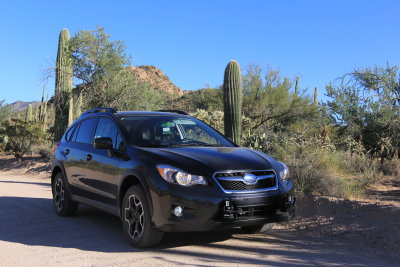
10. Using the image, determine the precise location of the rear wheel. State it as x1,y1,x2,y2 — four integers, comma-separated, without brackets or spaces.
241,222,275,234
52,172,78,216
122,185,163,248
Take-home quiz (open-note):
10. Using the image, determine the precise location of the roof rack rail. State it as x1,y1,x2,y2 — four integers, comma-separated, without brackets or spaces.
81,107,117,117
157,109,189,115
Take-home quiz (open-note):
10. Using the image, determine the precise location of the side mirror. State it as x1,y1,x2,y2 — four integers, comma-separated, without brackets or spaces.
94,137,113,150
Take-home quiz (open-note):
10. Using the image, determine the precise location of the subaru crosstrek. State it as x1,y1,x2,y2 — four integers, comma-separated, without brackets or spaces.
51,108,295,247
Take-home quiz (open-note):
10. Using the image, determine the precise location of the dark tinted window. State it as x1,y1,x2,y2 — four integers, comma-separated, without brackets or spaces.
65,125,77,142
71,124,79,142
75,118,98,144
94,118,118,148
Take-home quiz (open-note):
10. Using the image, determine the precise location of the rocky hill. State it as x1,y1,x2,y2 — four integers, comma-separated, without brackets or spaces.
9,101,41,112
128,65,183,96
9,65,183,109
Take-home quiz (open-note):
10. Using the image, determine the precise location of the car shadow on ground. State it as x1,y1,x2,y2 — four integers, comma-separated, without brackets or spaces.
1,195,398,266
0,180,51,187
0,196,235,253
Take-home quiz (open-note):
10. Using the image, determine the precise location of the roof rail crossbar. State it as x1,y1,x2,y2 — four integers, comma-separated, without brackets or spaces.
157,109,189,115
81,107,117,117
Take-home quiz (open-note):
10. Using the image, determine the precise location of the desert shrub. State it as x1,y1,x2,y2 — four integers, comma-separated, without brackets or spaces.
286,152,329,199
379,159,400,178
243,131,329,198
243,129,385,199
32,144,53,159
0,118,49,160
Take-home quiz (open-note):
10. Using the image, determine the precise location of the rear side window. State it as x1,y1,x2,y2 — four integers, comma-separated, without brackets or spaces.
75,118,98,144
65,125,77,142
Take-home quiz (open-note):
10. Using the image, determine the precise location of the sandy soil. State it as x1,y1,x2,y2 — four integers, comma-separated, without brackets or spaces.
0,153,399,266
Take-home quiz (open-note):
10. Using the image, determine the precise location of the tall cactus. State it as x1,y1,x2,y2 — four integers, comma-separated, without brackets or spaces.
35,105,39,121
73,89,83,119
39,85,45,122
54,28,73,141
223,60,242,145
294,77,299,95
43,95,48,126
314,87,318,105
26,104,33,122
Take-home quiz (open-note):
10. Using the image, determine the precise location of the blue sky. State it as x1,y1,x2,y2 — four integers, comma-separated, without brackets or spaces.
0,0,399,104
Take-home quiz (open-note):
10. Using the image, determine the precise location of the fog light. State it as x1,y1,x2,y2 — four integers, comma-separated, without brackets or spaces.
171,206,183,217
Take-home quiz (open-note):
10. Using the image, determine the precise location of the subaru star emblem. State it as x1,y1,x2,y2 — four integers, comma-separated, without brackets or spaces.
243,173,257,185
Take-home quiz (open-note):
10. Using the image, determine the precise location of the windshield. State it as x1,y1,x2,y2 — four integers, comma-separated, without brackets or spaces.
118,116,234,147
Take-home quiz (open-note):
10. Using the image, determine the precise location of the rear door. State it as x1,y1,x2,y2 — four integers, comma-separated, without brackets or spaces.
61,123,81,186
67,117,99,195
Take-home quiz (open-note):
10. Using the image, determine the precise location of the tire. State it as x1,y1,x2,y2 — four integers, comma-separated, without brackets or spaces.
52,172,78,216
121,185,164,248
241,222,275,234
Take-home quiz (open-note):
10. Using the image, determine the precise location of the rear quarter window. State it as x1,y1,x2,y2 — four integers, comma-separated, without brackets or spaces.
65,124,77,142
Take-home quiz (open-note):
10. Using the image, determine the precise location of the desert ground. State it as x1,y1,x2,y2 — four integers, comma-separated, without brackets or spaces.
0,154,399,266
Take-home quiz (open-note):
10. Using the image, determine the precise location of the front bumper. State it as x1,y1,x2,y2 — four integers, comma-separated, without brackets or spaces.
150,183,295,232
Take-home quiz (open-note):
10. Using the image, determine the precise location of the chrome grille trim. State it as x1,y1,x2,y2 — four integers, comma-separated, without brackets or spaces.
217,174,275,181
213,169,279,194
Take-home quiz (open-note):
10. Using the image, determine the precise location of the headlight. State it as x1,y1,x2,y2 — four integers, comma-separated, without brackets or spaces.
278,162,289,181
156,165,208,186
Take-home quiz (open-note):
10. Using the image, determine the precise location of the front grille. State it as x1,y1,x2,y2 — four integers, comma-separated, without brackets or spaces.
214,170,278,193
218,178,276,191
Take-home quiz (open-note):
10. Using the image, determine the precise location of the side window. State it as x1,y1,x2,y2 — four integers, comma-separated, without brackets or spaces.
94,118,118,148
75,118,98,144
65,124,77,142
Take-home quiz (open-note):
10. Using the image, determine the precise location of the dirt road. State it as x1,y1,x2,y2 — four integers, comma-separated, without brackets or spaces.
0,172,399,267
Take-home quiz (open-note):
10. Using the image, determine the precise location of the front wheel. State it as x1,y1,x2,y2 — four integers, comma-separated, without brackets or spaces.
122,185,163,248
52,172,78,216
241,222,275,234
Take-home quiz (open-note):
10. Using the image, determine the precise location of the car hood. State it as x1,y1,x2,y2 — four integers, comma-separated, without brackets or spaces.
136,146,277,174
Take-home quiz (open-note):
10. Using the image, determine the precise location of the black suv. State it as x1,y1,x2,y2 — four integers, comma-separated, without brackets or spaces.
51,108,295,247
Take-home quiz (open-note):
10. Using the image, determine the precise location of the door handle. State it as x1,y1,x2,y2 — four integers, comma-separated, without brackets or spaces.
86,154,92,161
64,149,70,155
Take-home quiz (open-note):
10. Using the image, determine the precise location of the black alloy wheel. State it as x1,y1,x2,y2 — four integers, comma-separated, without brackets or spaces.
52,172,78,216
122,185,163,248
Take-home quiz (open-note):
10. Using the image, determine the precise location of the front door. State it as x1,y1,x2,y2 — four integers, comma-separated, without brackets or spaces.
84,117,121,206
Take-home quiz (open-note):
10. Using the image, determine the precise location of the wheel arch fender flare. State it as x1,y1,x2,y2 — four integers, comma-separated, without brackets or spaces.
51,160,75,197
118,169,154,218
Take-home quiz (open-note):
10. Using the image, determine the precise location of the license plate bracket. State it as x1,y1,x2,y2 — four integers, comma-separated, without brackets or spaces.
223,200,237,220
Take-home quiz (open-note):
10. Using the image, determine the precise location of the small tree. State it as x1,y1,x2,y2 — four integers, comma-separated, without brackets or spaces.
242,64,318,132
69,26,164,110
326,64,400,160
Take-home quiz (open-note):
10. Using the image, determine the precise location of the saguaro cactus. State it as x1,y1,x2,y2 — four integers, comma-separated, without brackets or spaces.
26,104,33,122
294,77,299,95
314,87,318,105
73,89,83,120
54,28,73,141
223,60,243,145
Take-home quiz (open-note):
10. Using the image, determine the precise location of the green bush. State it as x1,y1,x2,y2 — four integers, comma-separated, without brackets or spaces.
0,118,49,160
